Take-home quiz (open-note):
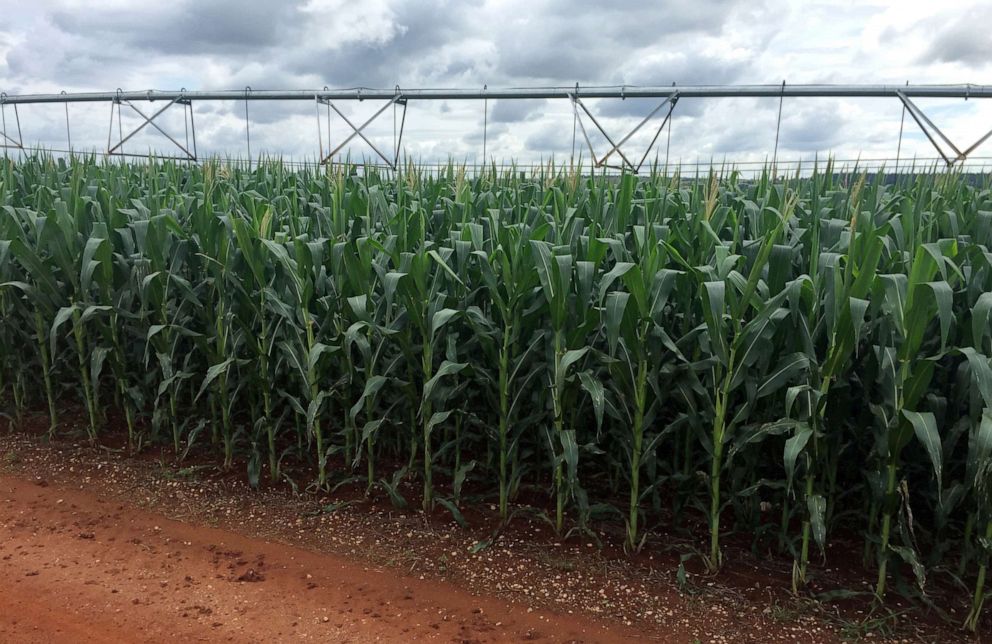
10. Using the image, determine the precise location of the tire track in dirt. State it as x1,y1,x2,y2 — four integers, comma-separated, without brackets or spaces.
0,473,652,643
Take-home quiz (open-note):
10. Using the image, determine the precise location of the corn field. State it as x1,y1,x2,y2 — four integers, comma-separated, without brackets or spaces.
1,155,991,628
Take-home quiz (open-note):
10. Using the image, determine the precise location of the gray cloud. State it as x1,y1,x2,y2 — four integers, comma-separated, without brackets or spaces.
778,104,848,152
488,99,546,123
921,9,992,65
1,0,986,165
525,123,577,154
696,98,850,157
49,0,306,55
589,97,672,120
464,122,508,146
498,2,741,83
284,1,481,88
216,99,312,125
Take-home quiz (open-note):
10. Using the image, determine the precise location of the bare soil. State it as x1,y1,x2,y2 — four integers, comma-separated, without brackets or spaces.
0,427,982,643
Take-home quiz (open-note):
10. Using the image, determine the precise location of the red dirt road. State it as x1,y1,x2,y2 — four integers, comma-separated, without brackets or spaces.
0,474,646,643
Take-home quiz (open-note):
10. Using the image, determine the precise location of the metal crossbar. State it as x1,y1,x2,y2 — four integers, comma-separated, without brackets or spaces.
5,84,992,103
571,93,678,172
601,93,678,171
107,97,197,161
572,96,635,169
318,95,406,169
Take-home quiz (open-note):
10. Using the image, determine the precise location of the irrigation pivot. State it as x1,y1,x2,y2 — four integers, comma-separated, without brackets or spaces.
2,83,991,169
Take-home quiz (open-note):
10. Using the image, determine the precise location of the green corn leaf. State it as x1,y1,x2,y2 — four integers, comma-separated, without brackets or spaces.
972,292,992,349
959,348,992,408
556,348,589,392
422,361,467,403
756,353,810,399
430,308,460,339
89,345,111,389
903,410,943,497
425,410,454,438
561,429,579,488
577,370,605,431
919,281,954,353
807,494,827,552
195,358,236,402
49,304,78,360
604,291,630,355
307,341,337,374
784,423,812,492
350,375,389,421
701,281,728,365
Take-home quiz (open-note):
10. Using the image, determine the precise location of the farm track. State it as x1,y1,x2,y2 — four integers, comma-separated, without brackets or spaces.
0,431,971,642
0,472,641,643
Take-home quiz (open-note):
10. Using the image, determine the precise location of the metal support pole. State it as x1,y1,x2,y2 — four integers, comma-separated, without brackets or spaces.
315,95,322,161
107,99,115,154
189,99,197,161
772,80,785,174
570,110,577,167
60,90,71,152
665,83,676,175
13,102,22,150
244,86,252,167
181,90,190,160
895,105,906,172
482,84,488,168
0,96,8,159
895,81,907,172
314,87,332,163
394,100,407,168
570,94,597,168
117,100,125,156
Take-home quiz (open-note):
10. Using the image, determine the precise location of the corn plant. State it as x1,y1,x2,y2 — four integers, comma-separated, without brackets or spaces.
868,235,957,597
600,224,684,550
342,235,400,492
466,211,542,519
263,231,337,487
396,242,465,512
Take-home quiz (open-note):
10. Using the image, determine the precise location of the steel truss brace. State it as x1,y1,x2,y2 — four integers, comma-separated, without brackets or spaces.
570,92,678,173
107,96,197,161
317,94,406,169
1,94,24,150
896,91,992,166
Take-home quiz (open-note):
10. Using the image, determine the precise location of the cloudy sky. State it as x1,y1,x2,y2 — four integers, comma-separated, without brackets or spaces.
1,0,990,169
